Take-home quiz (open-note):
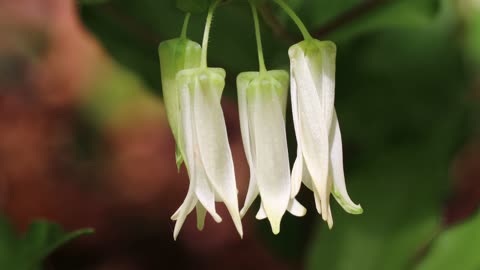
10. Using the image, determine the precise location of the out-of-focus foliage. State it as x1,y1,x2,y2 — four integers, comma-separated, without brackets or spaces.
0,216,93,270
462,1,480,65
78,0,478,269
175,0,210,13
416,212,480,270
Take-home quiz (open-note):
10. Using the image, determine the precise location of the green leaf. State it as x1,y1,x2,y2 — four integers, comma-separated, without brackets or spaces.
176,0,209,13
415,212,480,270
0,216,93,270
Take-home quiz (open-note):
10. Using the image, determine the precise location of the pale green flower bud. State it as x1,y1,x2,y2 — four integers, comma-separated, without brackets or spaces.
158,38,201,169
170,67,243,240
237,70,306,234
289,39,362,229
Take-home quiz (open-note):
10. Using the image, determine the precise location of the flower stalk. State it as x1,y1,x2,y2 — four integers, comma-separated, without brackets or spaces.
200,0,221,68
273,0,312,40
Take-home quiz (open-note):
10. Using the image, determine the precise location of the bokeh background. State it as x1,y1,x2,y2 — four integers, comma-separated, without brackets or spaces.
0,0,479,269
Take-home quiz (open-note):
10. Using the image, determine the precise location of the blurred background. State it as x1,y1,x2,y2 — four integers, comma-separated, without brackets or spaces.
0,0,479,269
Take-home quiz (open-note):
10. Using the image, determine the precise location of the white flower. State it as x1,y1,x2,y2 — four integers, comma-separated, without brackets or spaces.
289,39,362,228
170,67,243,240
158,38,202,168
237,70,306,234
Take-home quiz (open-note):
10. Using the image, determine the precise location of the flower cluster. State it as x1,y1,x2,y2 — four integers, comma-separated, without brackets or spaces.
159,0,362,239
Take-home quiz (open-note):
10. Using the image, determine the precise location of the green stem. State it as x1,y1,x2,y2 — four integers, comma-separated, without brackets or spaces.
180,13,191,39
273,0,312,40
201,0,221,68
249,0,267,73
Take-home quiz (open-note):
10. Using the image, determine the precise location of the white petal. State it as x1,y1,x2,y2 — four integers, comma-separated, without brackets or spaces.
238,178,258,218
193,158,222,223
158,39,201,145
290,45,331,220
240,185,259,218
190,78,222,222
172,193,198,240
313,190,322,215
301,158,314,191
290,63,304,198
327,205,333,229
287,199,307,217
171,70,200,240
194,69,243,237
255,203,267,220
330,110,363,214
177,70,195,177
251,78,290,235
291,155,304,198
269,70,289,117
237,73,260,217
306,40,336,129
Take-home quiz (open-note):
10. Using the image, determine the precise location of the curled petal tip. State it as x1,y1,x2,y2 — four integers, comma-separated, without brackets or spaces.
341,202,363,215
287,199,307,217
173,228,180,241
351,204,364,215
333,191,364,215
212,214,223,223
255,208,267,220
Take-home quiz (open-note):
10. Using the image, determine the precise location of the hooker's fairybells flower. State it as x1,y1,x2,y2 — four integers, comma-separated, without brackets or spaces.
289,39,363,228
237,71,306,234
158,38,201,168
171,67,243,239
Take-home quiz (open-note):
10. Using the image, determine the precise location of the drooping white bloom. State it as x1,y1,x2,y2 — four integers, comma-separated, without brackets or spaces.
289,39,362,228
237,70,306,234
158,38,201,168
171,67,243,240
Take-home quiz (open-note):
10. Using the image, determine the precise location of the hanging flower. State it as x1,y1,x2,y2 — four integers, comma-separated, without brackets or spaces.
289,39,363,228
237,70,306,234
171,67,243,239
158,37,201,168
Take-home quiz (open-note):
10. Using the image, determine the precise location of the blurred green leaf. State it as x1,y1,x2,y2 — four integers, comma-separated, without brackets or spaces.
465,10,480,65
0,216,93,270
295,0,440,41
415,212,480,270
306,2,470,270
306,148,446,270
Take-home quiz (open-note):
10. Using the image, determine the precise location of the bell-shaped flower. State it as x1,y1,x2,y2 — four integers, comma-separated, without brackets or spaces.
158,38,201,168
237,70,306,234
289,39,362,228
170,67,243,239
